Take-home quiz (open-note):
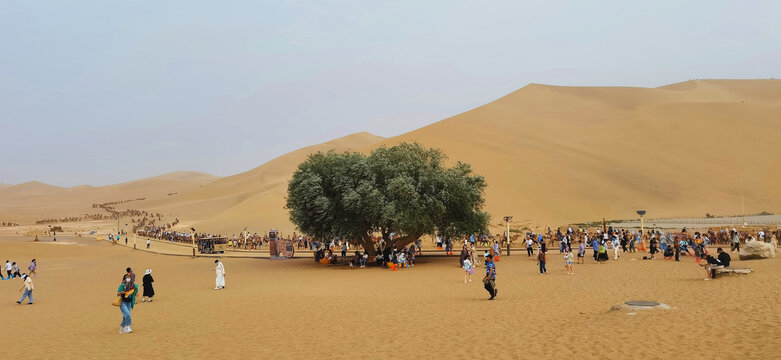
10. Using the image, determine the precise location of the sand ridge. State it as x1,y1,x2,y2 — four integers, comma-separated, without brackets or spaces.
1,80,780,236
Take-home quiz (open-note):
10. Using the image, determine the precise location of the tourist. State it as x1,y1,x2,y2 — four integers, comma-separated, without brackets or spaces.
730,229,740,252
117,275,138,333
341,242,348,259
360,252,368,268
123,267,136,288
469,244,478,268
597,242,609,262
649,238,658,259
16,273,33,305
564,248,574,275
699,253,722,280
717,247,731,268
459,244,469,267
612,236,620,260
663,245,674,260
674,241,681,262
592,238,599,261
28,259,37,278
214,260,226,290
349,251,361,267
146,238,151,249
577,240,585,264
4,260,12,278
526,237,534,256
537,247,547,274
408,244,416,266
142,269,154,302
483,254,497,300
11,262,21,278
463,257,473,283
397,250,406,267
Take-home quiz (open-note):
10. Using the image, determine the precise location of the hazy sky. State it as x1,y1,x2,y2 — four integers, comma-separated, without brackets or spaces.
2,1,779,186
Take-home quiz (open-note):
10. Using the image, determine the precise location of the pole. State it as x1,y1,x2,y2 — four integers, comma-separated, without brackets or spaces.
741,193,746,227
192,232,196,257
640,214,644,239
505,219,511,256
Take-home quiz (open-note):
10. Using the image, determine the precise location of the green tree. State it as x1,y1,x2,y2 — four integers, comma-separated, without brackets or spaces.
286,142,489,256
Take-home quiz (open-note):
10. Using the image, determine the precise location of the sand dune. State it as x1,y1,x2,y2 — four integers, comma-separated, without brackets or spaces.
3,80,780,235
377,79,781,230
0,171,218,224
139,132,385,234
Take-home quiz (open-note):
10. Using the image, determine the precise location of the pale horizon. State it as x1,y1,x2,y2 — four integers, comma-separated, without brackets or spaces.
2,1,780,186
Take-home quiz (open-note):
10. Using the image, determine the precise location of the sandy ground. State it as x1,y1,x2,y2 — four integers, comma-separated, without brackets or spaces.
1,235,779,359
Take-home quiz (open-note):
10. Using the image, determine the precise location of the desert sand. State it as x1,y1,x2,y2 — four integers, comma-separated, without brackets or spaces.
1,235,779,359
1,80,779,236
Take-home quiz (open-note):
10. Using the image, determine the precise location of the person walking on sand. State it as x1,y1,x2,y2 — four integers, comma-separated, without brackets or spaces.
117,275,138,333
564,248,574,274
463,257,473,283
537,247,547,274
146,238,150,249
5,260,12,279
28,259,37,278
142,269,155,302
469,244,478,268
123,267,136,288
214,259,226,289
483,254,497,300
577,240,585,264
11,262,21,278
17,274,33,305
612,236,620,261
730,229,740,252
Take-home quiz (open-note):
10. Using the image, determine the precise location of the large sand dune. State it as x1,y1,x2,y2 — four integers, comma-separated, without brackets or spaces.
2,80,780,235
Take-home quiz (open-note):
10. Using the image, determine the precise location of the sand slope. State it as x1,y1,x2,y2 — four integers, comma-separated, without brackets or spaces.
3,80,780,235
143,132,385,234
0,171,218,224
376,79,781,230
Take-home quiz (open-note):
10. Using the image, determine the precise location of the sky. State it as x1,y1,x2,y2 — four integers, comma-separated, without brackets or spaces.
1,1,779,186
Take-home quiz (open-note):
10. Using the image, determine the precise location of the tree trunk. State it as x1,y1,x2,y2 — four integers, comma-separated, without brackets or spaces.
389,234,422,250
358,233,377,257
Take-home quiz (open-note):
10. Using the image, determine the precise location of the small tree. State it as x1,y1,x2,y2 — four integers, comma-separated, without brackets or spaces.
286,142,489,256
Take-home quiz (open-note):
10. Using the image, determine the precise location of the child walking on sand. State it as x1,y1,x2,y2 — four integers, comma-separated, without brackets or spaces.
463,258,473,283
565,249,574,274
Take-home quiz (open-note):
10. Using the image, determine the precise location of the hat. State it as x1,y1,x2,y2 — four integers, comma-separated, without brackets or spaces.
144,269,152,275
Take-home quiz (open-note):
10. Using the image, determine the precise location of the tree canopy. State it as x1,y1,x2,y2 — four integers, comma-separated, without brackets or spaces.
286,142,489,255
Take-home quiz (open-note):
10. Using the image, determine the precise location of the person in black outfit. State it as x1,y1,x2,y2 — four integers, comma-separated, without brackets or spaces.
142,269,155,302
716,247,731,268
700,253,721,280
649,239,658,259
